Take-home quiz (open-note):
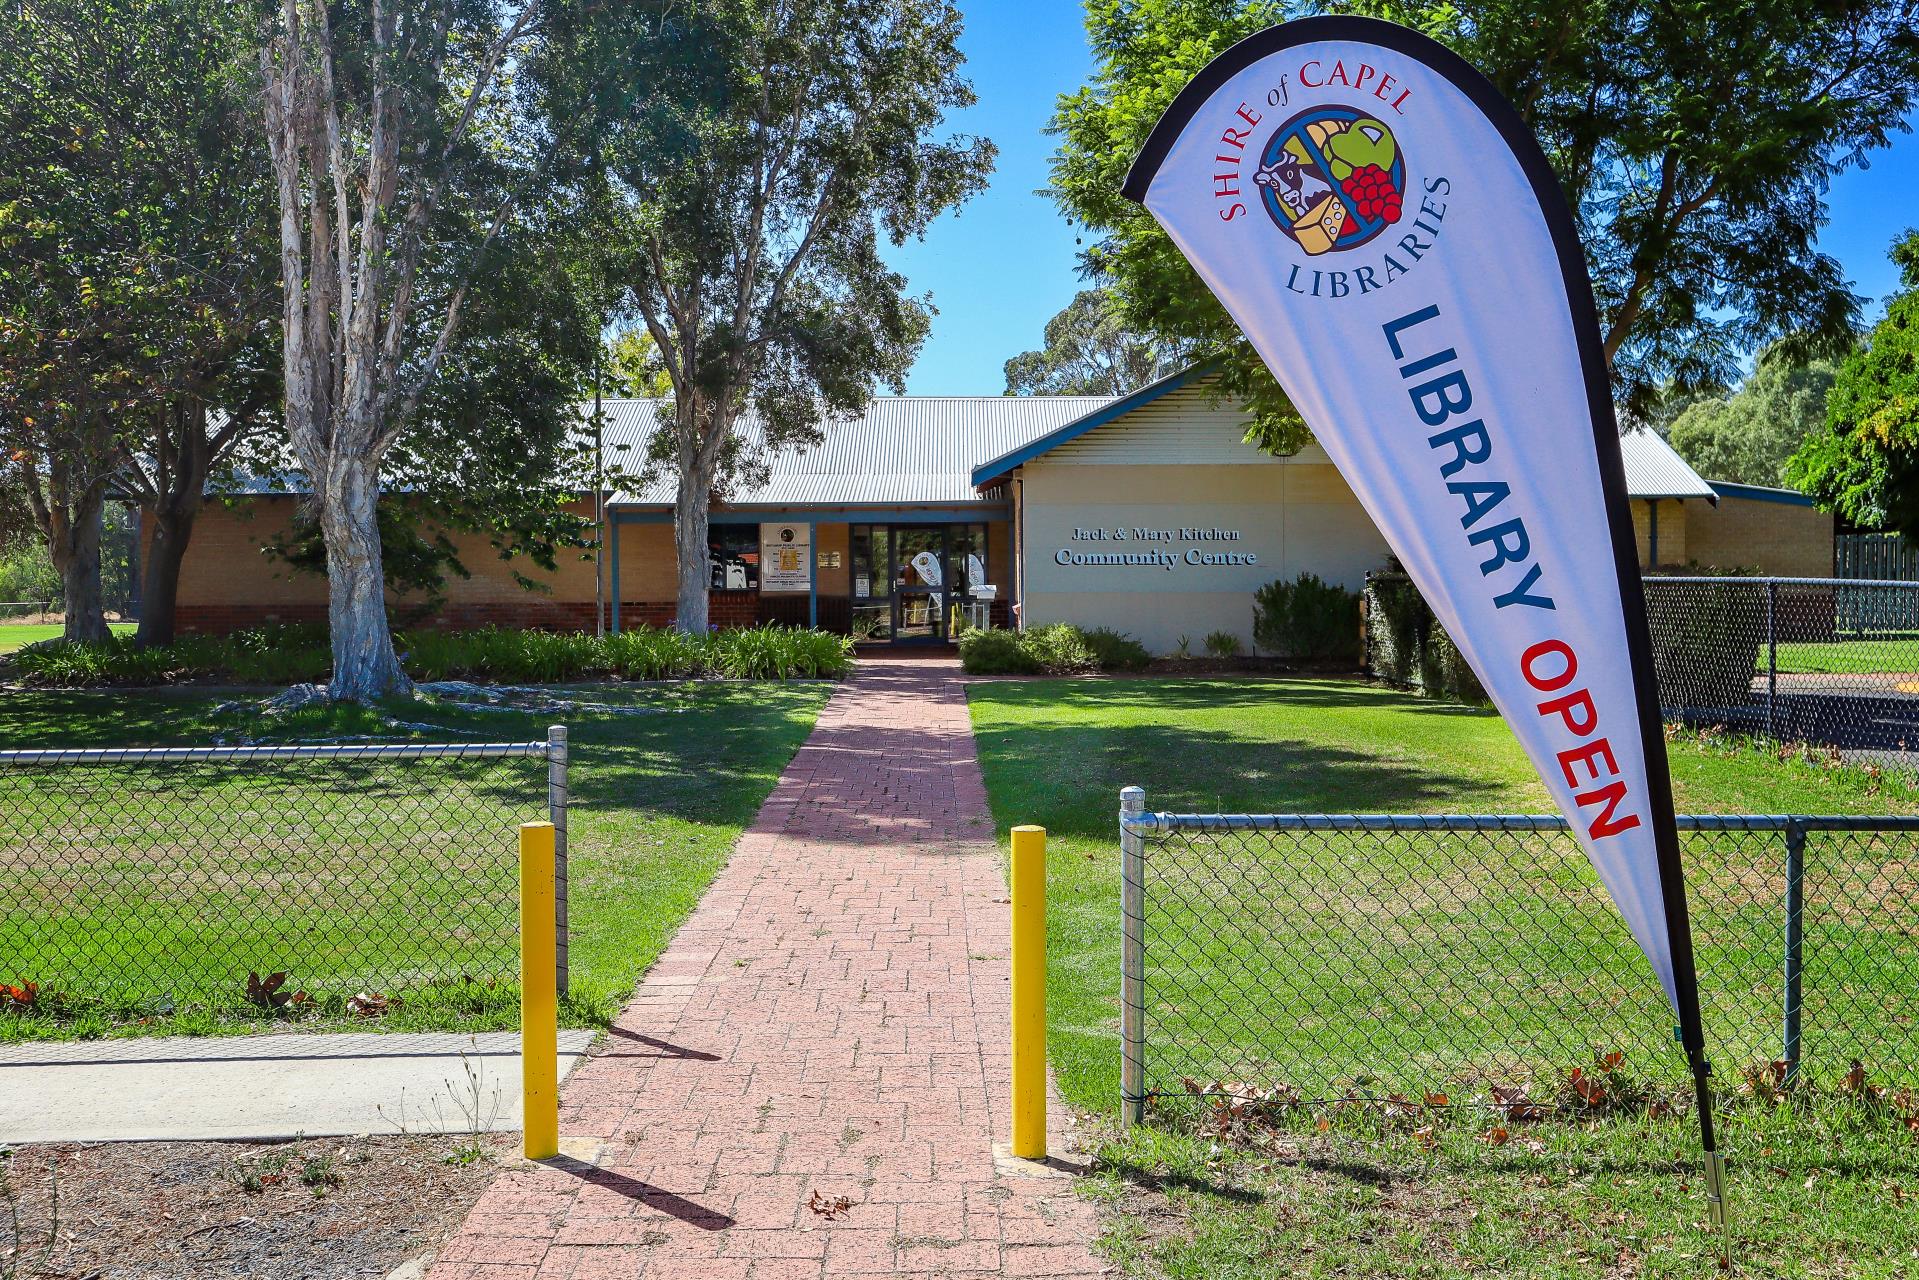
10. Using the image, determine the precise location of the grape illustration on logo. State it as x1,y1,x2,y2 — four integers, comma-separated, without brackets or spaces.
1254,106,1404,255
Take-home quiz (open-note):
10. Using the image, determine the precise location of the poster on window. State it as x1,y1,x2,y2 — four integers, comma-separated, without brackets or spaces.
760,524,812,593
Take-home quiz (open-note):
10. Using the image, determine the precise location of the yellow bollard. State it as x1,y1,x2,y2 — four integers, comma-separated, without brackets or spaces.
520,820,559,1160
1010,824,1047,1159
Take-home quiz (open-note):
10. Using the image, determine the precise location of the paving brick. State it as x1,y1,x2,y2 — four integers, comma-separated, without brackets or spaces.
431,659,1101,1277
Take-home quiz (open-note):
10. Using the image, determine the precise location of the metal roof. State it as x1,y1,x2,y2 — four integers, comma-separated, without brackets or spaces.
1619,430,1718,500
602,396,1113,508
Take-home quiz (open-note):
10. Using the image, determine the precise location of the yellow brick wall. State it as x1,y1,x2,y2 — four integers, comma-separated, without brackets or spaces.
1687,494,1834,576
1628,499,1688,568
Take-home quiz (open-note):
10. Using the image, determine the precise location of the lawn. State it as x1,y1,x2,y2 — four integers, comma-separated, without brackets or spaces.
0,620,133,653
968,676,1919,1279
0,683,830,1039
1772,638,1919,675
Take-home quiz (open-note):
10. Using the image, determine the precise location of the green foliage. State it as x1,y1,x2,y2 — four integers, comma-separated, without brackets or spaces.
1003,288,1198,395
0,540,59,606
1251,572,1361,663
1788,230,1919,534
1080,627,1152,671
1202,630,1241,659
9,623,855,687
1667,345,1839,487
957,629,1042,675
1050,0,1914,430
959,624,1143,675
1364,572,1487,704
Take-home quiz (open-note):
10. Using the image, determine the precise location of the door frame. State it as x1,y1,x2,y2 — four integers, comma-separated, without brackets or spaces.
889,523,950,645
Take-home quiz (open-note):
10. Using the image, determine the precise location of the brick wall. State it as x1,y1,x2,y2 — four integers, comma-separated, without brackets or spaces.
1687,493,1834,576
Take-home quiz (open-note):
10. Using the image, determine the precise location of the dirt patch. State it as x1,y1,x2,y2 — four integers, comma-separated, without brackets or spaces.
4,1132,507,1279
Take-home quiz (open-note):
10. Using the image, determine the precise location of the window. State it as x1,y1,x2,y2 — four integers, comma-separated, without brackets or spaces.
850,525,888,600
708,526,759,591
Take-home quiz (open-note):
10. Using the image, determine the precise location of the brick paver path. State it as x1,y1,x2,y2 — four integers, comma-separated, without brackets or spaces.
428,657,1107,1279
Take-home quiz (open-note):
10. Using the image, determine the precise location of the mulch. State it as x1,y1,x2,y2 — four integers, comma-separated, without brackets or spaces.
4,1133,511,1279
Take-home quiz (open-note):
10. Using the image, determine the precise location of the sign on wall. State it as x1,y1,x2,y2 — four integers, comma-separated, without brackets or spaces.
1122,14,1724,1227
759,524,811,593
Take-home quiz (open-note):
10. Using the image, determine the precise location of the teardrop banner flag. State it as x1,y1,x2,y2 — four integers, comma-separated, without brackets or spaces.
1121,14,1725,1236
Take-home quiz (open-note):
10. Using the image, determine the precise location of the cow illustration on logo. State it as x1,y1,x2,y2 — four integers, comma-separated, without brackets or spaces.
1255,106,1404,254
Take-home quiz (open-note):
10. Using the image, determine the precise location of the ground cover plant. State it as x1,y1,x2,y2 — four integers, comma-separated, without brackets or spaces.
0,682,829,1039
4,621,855,686
968,677,1919,1278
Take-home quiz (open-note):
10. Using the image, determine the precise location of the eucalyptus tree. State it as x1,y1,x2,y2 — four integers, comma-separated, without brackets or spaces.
1004,288,1198,395
599,0,994,632
1051,0,1919,449
257,0,670,697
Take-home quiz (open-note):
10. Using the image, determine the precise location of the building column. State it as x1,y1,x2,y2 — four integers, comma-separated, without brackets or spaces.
610,515,622,635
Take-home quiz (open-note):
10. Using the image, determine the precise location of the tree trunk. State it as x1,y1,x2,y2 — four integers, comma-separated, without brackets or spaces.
54,497,110,643
135,503,194,647
320,455,410,699
673,465,712,633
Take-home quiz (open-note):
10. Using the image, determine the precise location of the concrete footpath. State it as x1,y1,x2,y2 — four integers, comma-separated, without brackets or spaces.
0,1030,595,1143
426,656,1107,1279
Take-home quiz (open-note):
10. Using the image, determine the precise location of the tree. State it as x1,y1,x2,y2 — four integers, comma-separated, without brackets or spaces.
0,0,283,646
258,0,645,698
1050,0,1919,445
1003,288,1197,395
598,0,994,632
1787,231,1919,533
1667,347,1840,487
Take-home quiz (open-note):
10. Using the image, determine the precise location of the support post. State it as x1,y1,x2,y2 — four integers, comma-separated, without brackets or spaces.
1010,824,1047,1159
1119,786,1146,1128
548,726,569,998
1783,819,1806,1080
610,514,622,636
809,521,819,629
520,821,559,1160
1766,580,1779,740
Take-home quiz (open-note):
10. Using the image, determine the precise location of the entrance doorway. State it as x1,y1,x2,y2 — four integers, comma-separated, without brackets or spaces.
850,523,989,645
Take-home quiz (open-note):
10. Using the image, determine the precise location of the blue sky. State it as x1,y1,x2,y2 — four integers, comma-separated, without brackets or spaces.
886,1,1919,396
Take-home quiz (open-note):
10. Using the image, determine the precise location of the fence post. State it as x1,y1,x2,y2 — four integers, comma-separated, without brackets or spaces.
1119,786,1147,1128
548,725,569,999
1766,580,1779,741
1783,819,1806,1080
520,820,559,1160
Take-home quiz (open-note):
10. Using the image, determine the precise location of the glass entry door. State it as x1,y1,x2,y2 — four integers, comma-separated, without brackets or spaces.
891,526,947,642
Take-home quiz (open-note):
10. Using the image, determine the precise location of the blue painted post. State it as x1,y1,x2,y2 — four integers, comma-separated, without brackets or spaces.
610,514,622,635
809,521,818,629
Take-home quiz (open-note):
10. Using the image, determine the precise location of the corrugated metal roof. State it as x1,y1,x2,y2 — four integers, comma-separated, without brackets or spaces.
602,396,1113,508
1619,430,1717,500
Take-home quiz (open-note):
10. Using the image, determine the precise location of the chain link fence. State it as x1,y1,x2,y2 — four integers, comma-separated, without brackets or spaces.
1118,790,1919,1119
0,730,569,1020
1646,577,1919,766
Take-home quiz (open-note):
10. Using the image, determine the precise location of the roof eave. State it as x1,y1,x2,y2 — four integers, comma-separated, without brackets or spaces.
968,360,1222,488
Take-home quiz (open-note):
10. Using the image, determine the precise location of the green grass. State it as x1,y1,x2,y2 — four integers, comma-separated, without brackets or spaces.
1772,639,1919,675
0,683,829,1040
968,677,1919,1279
0,621,133,653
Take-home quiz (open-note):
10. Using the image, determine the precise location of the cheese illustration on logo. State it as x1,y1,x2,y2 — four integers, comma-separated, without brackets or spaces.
1254,106,1404,255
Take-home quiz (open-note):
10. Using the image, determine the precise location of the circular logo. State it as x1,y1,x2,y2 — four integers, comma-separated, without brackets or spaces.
779,528,795,543
1255,106,1406,255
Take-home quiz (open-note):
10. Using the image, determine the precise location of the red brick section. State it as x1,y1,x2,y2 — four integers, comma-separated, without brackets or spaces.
427,656,1107,1280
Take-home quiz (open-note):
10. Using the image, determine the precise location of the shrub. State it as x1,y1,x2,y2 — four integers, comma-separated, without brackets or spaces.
958,628,1040,675
1023,623,1100,674
1361,571,1488,704
10,621,852,686
1252,573,1361,663
1202,630,1241,659
1080,627,1150,671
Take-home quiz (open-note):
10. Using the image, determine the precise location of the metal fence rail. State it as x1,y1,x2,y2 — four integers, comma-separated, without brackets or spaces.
1118,789,1919,1121
1643,577,1919,765
0,728,569,1015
